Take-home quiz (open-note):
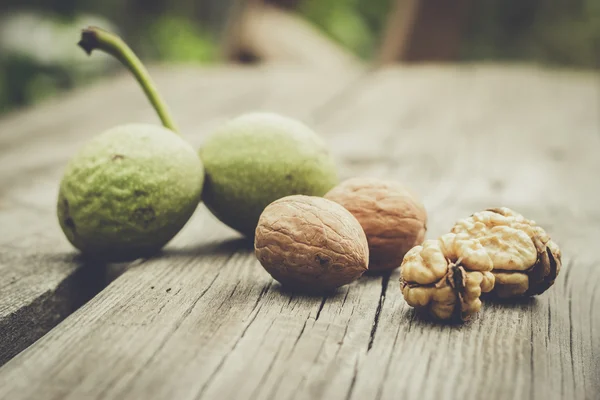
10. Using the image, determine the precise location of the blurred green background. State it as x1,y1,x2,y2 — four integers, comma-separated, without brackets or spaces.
0,0,598,116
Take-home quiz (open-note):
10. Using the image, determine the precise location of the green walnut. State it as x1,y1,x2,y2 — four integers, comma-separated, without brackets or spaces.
57,27,204,261
58,123,203,260
199,112,339,237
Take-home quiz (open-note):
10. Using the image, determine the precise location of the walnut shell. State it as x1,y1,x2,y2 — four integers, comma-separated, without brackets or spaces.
324,177,427,272
254,195,369,292
400,233,495,322
450,207,561,298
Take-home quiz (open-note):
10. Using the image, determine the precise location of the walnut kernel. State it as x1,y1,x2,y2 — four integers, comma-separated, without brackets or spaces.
254,195,369,292
400,233,495,322
450,207,561,298
324,177,427,272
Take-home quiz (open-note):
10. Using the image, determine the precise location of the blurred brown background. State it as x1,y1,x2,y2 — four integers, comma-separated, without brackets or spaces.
0,0,598,116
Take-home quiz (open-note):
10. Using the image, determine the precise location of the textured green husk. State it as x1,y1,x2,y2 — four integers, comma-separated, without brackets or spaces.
199,112,339,237
58,123,204,260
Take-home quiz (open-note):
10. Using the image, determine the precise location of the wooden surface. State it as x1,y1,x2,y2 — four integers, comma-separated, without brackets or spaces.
0,63,598,400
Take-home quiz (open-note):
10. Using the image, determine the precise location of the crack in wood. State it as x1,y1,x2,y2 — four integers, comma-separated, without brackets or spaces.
569,288,576,395
225,281,241,302
268,315,310,400
293,319,308,348
547,301,552,346
530,314,535,400
368,273,390,351
563,257,575,292
116,261,227,399
340,288,350,310
406,309,416,333
590,267,598,365
344,357,360,400
155,302,167,317
335,309,353,355
291,326,331,400
249,340,285,400
184,270,223,322
315,297,327,321
266,366,286,400
423,353,433,381
374,309,403,400
250,281,272,316
195,302,264,400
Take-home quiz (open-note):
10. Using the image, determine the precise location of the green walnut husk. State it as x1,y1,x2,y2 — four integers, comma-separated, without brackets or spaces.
57,27,204,261
58,124,204,260
199,112,339,237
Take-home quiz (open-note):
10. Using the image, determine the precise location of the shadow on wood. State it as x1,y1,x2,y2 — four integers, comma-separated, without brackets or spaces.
159,236,255,259
0,251,113,367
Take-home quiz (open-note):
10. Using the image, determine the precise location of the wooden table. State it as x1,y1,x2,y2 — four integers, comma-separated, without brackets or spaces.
0,64,598,400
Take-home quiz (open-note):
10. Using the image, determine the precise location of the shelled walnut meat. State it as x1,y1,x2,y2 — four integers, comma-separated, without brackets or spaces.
400,233,496,322
254,195,369,292
450,207,561,299
324,177,427,272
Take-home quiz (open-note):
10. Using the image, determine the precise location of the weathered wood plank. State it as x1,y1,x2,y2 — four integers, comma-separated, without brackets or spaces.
0,64,360,367
0,64,598,400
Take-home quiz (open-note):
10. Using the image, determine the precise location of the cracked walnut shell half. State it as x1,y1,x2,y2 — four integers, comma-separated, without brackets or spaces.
400,233,495,322
254,195,369,292
450,207,561,299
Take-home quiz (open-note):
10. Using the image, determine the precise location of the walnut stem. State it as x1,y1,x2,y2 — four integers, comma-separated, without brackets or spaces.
78,26,180,134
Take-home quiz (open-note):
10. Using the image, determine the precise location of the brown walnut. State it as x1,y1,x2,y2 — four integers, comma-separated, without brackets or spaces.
450,207,561,298
400,233,495,322
254,195,369,292
324,177,427,272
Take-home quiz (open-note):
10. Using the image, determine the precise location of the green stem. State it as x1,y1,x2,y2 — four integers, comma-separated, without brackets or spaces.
78,26,180,134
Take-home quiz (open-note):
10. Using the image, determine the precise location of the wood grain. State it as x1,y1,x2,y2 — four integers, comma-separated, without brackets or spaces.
0,64,598,400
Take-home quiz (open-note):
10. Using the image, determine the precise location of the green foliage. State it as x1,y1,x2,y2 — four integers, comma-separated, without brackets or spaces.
144,15,219,63
460,0,600,68
0,11,118,113
1,0,598,117
298,0,599,68
0,57,63,113
0,9,219,115
0,66,7,113
299,0,378,58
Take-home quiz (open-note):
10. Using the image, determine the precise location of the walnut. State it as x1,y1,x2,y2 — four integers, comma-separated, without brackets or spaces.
254,195,369,292
400,233,495,322
450,207,561,298
324,177,427,272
